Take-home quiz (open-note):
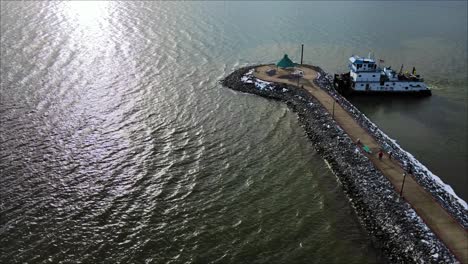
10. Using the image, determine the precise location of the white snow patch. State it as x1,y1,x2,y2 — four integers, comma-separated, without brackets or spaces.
240,69,255,83
240,69,274,91
254,79,273,90
240,76,253,83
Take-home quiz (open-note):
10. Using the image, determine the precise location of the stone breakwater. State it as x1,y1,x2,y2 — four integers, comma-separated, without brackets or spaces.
221,65,463,264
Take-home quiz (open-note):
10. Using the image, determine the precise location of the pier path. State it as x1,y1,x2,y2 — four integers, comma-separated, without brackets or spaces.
253,65,468,263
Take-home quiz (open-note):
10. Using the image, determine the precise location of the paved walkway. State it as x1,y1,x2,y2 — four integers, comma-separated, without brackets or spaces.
254,65,468,263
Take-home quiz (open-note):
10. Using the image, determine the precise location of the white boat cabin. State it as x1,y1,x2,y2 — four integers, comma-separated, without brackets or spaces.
348,55,429,92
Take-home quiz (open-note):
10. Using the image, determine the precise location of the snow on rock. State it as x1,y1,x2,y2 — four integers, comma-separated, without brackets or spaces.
255,79,273,91
240,69,254,83
240,68,274,91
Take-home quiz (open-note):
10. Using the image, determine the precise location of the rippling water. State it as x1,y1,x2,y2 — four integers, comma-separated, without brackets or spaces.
1,1,466,263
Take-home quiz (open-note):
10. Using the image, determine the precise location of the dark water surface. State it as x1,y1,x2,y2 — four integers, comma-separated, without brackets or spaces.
1,1,466,263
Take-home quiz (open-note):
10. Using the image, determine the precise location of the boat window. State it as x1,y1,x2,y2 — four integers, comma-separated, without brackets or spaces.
358,75,362,77
372,75,375,77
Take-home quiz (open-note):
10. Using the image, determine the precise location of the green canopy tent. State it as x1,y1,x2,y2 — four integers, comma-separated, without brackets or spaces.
276,54,295,68
362,145,372,154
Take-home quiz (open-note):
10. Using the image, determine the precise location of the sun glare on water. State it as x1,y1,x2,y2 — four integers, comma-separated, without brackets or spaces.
62,1,110,28
56,0,116,50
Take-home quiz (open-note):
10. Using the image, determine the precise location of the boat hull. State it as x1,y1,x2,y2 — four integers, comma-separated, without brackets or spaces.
348,89,432,96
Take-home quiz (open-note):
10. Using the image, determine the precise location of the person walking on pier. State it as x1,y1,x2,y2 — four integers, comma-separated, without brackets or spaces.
388,151,393,160
407,164,413,175
378,150,383,160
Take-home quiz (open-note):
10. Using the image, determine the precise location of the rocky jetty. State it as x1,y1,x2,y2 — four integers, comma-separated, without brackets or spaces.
221,65,465,264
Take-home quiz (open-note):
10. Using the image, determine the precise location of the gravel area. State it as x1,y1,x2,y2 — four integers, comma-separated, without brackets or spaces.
221,65,463,264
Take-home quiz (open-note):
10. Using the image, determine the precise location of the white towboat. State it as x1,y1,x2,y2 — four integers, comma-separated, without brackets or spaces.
334,55,431,96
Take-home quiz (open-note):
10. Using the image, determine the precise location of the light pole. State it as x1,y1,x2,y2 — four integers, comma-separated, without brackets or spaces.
399,172,407,197
332,100,335,119
300,44,304,65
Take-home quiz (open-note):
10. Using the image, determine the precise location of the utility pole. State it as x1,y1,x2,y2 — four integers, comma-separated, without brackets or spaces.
300,44,304,65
